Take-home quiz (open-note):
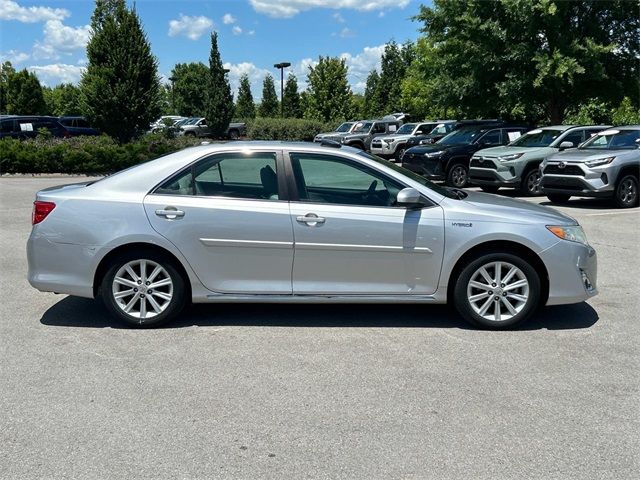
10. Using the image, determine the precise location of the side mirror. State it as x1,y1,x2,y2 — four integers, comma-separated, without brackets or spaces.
559,141,574,149
396,187,425,208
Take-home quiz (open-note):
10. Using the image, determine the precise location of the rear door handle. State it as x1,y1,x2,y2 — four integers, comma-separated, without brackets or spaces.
155,207,185,219
296,213,325,226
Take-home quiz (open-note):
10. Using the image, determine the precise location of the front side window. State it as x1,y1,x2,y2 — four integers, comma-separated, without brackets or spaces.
396,123,417,135
439,128,484,145
479,129,501,145
289,153,404,207
155,152,280,200
352,122,372,133
510,129,562,147
561,130,584,147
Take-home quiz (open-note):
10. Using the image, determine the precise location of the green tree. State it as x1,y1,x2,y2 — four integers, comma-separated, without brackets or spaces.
235,74,256,119
362,69,380,118
6,69,47,115
612,97,640,125
43,83,83,116
258,74,279,117
412,0,639,124
376,41,414,115
0,61,17,114
304,56,353,122
170,62,209,117
204,32,234,136
81,0,161,142
282,73,302,118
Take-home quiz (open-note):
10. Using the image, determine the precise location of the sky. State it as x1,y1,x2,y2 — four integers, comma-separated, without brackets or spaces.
0,0,428,98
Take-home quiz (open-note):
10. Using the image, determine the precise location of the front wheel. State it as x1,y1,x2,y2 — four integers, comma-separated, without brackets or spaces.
614,174,638,208
101,252,187,328
453,253,541,329
521,168,542,196
446,163,469,188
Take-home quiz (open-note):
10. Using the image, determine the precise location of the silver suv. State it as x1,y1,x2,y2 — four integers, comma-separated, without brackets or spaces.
370,122,439,160
541,126,640,208
469,125,609,196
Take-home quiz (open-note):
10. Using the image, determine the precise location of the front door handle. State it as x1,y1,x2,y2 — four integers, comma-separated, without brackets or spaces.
155,207,185,220
296,213,325,226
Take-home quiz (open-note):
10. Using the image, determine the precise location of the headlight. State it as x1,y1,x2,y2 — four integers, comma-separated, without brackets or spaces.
547,225,589,245
585,156,615,167
498,153,524,162
383,139,393,145
425,151,443,157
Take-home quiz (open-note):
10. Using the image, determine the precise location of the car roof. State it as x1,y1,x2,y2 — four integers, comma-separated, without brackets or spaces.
539,125,611,131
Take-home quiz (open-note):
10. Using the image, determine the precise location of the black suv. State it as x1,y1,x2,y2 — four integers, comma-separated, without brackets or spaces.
0,116,69,139
58,116,101,136
401,123,530,187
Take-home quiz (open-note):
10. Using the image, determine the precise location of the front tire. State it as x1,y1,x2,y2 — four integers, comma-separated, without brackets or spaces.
101,251,186,328
521,168,542,196
446,163,469,188
614,174,638,208
453,253,541,329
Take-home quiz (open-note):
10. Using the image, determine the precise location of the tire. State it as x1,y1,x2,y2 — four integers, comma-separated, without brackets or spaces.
446,162,469,188
521,167,542,196
100,251,187,328
396,146,406,161
481,186,500,194
546,194,571,204
184,131,196,137
228,129,239,140
453,252,541,329
614,174,639,208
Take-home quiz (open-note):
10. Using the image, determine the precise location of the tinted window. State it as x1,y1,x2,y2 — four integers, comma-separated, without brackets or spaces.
0,120,15,133
290,153,404,207
59,118,72,126
479,129,501,144
75,118,90,128
155,152,280,200
562,130,584,147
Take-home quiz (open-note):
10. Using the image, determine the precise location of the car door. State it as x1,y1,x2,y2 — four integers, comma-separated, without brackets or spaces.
286,151,445,295
144,150,294,294
197,119,212,137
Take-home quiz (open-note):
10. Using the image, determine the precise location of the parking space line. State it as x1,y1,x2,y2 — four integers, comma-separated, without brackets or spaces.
584,211,640,216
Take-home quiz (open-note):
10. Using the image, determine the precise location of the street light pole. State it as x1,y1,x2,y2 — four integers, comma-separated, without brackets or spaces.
273,62,291,117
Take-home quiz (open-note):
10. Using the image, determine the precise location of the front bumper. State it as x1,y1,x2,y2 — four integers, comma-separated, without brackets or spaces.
469,157,521,187
401,153,446,179
541,239,598,306
541,162,616,198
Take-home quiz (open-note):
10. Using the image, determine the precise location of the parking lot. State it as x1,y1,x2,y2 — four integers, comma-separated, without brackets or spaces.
1,176,638,479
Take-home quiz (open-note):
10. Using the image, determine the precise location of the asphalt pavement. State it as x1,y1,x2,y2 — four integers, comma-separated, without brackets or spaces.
0,176,638,479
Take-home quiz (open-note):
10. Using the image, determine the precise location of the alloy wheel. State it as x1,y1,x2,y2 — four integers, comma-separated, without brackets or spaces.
466,261,530,322
526,170,542,195
450,165,468,187
618,177,638,207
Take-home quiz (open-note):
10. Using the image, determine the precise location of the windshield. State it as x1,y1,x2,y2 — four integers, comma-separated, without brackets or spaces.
357,151,457,199
336,122,354,133
183,117,201,125
579,129,640,150
438,127,484,145
510,129,563,147
352,122,372,133
396,123,417,135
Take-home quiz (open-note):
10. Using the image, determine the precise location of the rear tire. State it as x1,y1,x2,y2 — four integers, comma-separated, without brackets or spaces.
521,167,542,196
100,251,187,328
614,174,638,208
546,194,571,204
453,253,541,329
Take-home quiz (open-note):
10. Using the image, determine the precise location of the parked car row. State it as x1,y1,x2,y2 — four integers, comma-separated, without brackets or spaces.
0,115,100,139
149,115,246,140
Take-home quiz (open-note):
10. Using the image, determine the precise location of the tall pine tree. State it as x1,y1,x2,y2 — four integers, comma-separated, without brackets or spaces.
282,73,302,118
204,32,234,136
81,0,160,142
235,74,256,119
258,74,279,118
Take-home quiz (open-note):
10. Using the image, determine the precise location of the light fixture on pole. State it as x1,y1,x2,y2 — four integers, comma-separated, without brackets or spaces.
273,62,291,117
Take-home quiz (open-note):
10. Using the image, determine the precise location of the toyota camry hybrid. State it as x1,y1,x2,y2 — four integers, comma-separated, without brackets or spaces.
27,141,598,329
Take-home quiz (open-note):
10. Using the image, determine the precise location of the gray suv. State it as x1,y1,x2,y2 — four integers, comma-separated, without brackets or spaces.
332,119,401,151
370,122,439,159
541,126,640,208
470,125,609,196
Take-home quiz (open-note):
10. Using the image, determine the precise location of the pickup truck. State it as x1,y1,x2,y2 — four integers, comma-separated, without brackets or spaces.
178,118,246,140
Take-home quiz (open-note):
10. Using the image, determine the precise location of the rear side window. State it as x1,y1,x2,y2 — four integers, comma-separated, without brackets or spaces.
155,152,280,200
0,120,15,133
75,118,90,128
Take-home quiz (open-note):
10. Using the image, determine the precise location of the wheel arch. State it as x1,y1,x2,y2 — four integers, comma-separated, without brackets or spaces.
446,240,549,307
93,242,192,299
616,164,639,183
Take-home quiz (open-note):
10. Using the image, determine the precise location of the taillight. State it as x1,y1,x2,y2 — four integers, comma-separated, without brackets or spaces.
32,201,56,225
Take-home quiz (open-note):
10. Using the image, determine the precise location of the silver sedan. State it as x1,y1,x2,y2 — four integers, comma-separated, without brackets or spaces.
27,141,598,329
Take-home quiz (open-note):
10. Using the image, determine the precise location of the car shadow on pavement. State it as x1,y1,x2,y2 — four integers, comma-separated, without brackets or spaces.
475,188,620,210
40,296,599,331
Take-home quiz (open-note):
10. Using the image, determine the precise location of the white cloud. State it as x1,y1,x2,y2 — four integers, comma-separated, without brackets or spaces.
223,61,271,99
232,26,243,35
28,63,84,85
339,44,386,92
333,27,355,38
333,12,345,23
32,20,90,60
168,14,213,40
222,13,236,24
247,30,256,36
249,0,410,18
1,49,29,64
0,0,69,23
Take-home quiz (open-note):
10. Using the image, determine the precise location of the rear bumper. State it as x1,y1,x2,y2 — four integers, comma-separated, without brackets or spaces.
541,239,598,306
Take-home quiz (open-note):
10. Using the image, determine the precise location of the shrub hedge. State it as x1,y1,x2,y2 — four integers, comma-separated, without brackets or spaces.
246,117,334,142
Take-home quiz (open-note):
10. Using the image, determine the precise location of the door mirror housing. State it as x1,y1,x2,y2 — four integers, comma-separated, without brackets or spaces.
559,141,574,149
396,187,425,208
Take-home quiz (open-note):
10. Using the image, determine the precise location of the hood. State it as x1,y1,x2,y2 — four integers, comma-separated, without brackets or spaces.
548,148,637,163
459,190,576,225
316,131,348,138
475,145,550,157
374,133,412,142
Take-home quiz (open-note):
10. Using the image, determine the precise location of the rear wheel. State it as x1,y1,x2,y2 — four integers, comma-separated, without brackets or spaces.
228,129,240,140
453,253,541,329
521,168,542,196
101,251,186,328
614,174,638,208
480,186,500,194
447,163,469,188
546,193,571,204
